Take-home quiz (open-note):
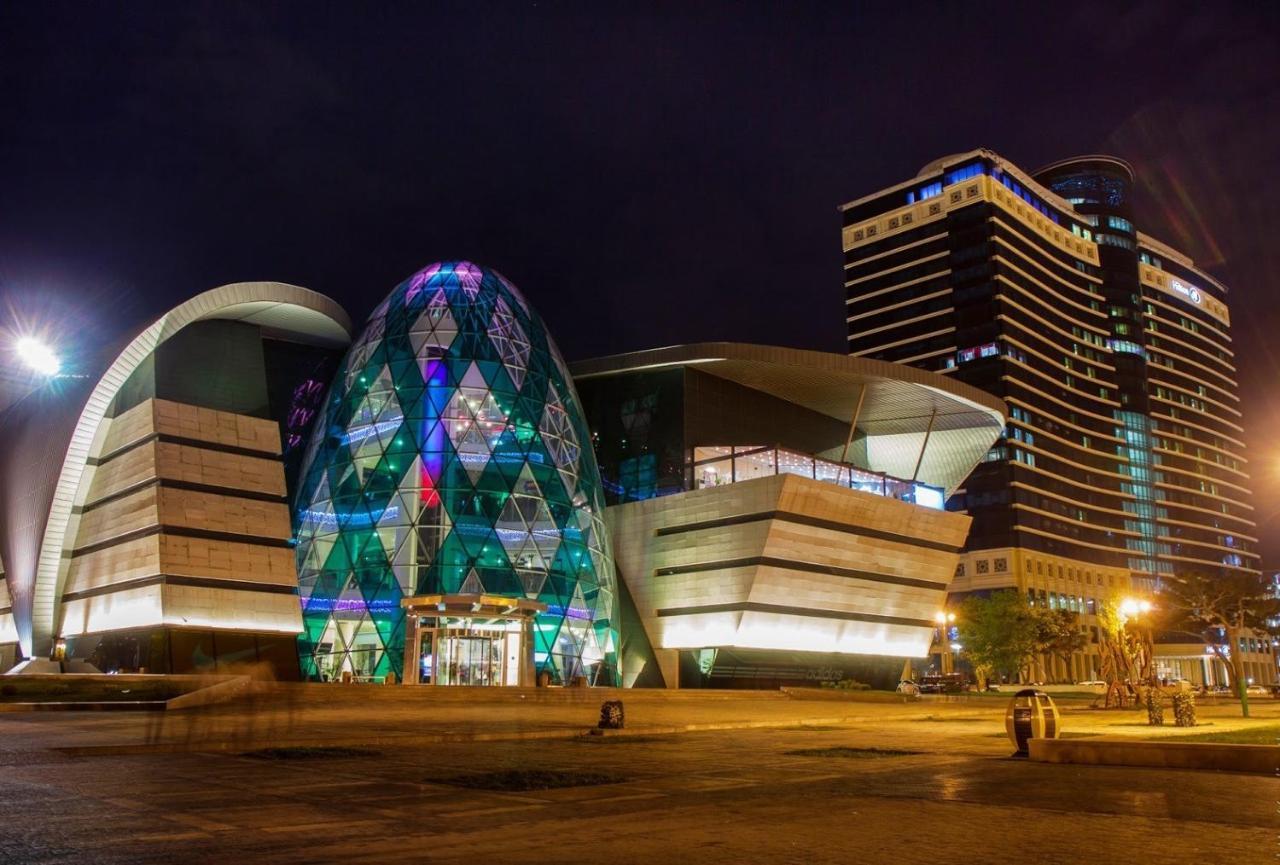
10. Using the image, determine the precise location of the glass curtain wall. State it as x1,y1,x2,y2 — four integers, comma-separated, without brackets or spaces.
689,445,944,508
293,262,620,685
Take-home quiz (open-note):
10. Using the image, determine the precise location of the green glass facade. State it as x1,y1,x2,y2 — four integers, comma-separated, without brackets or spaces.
293,262,618,685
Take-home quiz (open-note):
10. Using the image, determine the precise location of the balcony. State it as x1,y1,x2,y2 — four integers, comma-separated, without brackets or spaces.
690,445,945,509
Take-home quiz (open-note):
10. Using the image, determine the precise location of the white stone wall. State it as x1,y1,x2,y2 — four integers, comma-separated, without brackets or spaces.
0,578,17,646
57,399,301,639
607,473,970,672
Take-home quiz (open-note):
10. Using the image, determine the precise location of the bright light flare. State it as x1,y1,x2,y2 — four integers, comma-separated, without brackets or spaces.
15,336,60,375
1119,597,1154,618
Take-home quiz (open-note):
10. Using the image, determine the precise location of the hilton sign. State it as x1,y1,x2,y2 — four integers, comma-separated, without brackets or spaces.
1169,277,1203,306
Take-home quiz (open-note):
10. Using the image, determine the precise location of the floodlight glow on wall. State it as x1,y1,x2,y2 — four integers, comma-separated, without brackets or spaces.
14,336,60,376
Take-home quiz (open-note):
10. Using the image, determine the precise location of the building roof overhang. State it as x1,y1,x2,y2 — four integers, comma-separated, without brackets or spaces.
570,342,1007,495
0,282,352,659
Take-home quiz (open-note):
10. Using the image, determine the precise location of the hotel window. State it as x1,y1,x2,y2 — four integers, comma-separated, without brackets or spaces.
944,163,983,185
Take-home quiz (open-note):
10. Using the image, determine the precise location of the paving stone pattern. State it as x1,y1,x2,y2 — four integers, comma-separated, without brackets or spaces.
0,689,1275,864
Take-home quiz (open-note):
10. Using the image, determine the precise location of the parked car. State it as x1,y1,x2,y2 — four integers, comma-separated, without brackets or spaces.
896,679,921,696
1245,684,1268,696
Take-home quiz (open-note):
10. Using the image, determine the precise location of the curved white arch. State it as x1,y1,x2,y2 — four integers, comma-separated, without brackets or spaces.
26,282,351,657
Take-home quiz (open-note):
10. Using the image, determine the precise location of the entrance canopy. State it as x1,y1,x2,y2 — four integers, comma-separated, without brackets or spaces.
400,594,548,619
400,593,548,687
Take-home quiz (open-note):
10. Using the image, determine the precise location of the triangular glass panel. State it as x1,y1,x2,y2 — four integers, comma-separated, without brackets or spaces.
459,568,485,595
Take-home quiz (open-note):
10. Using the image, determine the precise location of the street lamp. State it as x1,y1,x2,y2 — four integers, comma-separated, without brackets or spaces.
1118,596,1158,688
935,610,956,674
14,336,60,376
1119,597,1152,620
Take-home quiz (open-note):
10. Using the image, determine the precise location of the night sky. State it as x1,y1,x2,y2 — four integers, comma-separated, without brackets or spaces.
2,2,1278,561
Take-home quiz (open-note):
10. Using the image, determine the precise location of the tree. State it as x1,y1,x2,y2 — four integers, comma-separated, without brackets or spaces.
1093,593,1159,709
1034,608,1088,680
1161,570,1280,718
955,591,1040,686
957,592,1092,688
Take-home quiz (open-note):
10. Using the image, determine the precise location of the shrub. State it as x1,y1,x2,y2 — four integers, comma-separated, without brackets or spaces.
1144,688,1164,726
1172,691,1197,727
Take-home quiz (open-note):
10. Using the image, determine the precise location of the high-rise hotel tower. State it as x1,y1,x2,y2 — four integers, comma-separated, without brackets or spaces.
840,150,1258,678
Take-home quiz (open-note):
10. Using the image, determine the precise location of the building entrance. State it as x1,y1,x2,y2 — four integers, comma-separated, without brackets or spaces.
420,625,523,686
437,634,500,686
401,593,546,687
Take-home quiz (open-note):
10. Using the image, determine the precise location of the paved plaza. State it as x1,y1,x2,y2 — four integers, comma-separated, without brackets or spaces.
0,687,1276,864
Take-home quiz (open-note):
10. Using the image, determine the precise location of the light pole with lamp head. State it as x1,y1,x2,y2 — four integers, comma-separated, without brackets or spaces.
935,610,956,675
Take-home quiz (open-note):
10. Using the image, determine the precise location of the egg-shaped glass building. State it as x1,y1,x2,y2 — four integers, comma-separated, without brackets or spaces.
293,262,618,686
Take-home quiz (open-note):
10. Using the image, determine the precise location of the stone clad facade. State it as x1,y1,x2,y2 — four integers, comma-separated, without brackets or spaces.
59,398,302,655
608,473,971,688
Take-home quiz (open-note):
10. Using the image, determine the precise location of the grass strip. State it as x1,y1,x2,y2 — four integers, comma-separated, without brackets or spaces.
785,746,921,758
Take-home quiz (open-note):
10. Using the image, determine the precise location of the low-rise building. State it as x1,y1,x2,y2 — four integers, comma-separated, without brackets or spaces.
573,343,1006,688
1,269,1008,687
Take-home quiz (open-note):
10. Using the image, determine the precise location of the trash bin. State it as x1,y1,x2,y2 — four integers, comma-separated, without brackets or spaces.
1004,688,1060,756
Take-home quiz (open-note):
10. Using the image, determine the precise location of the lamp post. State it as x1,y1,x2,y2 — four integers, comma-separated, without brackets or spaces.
1119,597,1155,687
935,610,956,675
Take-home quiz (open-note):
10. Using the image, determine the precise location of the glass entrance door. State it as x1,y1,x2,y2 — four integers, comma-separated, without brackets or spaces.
414,618,527,686
438,634,502,686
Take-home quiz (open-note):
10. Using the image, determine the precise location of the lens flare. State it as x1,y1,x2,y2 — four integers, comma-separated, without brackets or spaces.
15,336,60,375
